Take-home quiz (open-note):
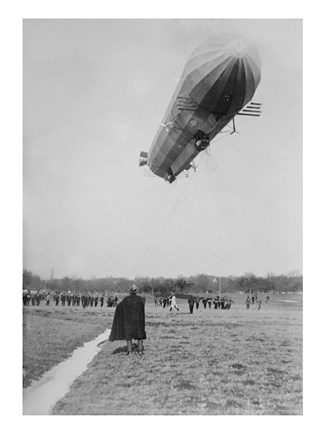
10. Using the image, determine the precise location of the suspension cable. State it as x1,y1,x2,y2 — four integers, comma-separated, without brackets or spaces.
126,176,194,278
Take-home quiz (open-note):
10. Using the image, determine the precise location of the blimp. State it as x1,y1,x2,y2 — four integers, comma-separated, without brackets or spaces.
139,34,262,183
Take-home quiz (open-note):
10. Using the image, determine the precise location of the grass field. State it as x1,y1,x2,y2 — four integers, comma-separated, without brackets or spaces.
23,293,302,415
23,305,112,387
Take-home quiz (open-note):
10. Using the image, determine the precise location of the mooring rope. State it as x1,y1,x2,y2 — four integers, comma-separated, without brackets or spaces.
126,135,234,279
126,175,194,278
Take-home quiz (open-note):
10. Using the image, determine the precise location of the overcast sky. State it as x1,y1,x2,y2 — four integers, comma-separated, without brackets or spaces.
23,19,302,280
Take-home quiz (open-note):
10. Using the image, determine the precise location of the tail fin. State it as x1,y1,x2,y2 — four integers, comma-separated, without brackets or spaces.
139,151,148,166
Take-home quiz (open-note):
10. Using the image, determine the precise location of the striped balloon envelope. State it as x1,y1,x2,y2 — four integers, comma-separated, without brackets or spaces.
145,34,261,183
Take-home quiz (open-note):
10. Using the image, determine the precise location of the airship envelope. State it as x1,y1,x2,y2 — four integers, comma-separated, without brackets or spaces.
145,34,261,182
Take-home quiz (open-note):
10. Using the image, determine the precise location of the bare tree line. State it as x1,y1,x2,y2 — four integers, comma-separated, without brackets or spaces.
23,270,302,296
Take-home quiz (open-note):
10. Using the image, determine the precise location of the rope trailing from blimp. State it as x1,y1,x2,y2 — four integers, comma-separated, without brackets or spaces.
126,177,194,278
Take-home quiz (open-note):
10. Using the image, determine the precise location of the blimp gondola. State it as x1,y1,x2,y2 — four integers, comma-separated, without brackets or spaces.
139,34,262,183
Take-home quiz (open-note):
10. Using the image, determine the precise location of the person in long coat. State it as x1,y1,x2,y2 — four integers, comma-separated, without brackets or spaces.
109,285,146,355
188,295,195,314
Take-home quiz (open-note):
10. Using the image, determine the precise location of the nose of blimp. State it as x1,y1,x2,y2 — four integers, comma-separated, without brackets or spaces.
223,34,261,76
188,33,261,83
227,35,257,58
185,34,261,112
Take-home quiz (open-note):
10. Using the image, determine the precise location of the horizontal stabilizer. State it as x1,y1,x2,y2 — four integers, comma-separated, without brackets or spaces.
237,113,261,117
238,101,262,117
139,151,148,167
178,107,197,112
176,94,198,111
241,109,262,113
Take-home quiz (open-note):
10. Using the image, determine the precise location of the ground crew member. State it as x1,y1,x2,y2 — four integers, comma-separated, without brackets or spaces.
170,293,179,312
188,296,195,314
100,295,104,307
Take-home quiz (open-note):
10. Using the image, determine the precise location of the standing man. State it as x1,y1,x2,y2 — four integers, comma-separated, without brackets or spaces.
170,293,179,312
26,291,31,306
61,292,66,306
188,296,195,314
36,291,41,306
100,294,104,307
55,292,60,306
195,296,200,310
94,294,99,307
46,292,50,306
81,294,86,308
109,285,146,355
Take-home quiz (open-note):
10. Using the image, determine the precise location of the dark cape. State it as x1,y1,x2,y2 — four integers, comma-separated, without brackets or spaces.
109,294,146,341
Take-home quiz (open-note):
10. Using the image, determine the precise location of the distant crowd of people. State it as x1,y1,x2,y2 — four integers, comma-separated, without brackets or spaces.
22,290,119,308
154,294,233,314
245,294,270,310
23,289,269,313
22,291,44,306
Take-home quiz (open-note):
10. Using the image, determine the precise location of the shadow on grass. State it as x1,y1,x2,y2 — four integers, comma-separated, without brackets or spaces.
231,363,247,370
112,343,140,355
174,379,196,390
267,367,285,375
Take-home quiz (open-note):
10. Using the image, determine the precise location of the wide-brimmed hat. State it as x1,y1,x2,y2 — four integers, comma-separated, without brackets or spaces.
129,284,138,294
